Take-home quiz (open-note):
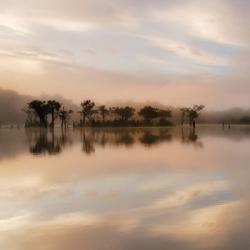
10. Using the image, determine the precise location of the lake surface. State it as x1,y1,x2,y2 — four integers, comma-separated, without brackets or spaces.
0,126,250,250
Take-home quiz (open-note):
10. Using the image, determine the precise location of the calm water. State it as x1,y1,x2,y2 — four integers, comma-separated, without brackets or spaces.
0,126,250,250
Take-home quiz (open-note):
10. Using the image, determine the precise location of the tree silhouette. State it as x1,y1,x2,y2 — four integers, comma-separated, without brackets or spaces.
23,106,38,127
113,106,135,121
28,100,49,127
47,100,61,128
138,106,159,123
59,107,73,129
79,100,95,126
98,105,109,123
138,106,171,125
187,105,205,126
180,107,189,126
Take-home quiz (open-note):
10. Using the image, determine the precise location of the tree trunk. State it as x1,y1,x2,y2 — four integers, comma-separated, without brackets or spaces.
50,110,55,128
181,112,185,126
82,113,86,127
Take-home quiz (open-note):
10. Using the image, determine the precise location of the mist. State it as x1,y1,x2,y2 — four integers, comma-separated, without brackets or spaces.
1,87,250,125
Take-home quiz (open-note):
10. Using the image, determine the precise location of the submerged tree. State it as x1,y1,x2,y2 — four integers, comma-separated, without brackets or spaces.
138,106,171,125
23,99,176,128
59,107,73,129
47,100,61,128
23,106,37,127
79,100,95,126
180,107,189,126
187,105,205,126
138,106,159,123
113,106,135,121
28,100,49,127
157,109,172,126
157,109,171,119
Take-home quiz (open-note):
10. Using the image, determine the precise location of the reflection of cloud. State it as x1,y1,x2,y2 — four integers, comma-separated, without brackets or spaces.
1,127,250,249
44,212,100,226
149,181,230,209
0,213,32,232
0,199,247,250
150,201,243,244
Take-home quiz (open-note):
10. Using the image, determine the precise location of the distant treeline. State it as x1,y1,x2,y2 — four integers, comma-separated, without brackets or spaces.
22,99,205,128
1,88,250,126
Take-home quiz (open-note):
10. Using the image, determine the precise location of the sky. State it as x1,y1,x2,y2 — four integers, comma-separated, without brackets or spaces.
0,0,250,109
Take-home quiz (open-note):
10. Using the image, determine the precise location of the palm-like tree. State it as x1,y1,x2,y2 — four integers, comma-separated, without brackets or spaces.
47,100,61,128
28,100,49,127
79,100,95,126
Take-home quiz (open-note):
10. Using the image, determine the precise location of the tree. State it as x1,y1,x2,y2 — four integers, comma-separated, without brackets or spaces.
98,105,109,123
28,100,49,127
240,116,250,124
59,107,73,129
158,109,171,119
138,106,159,123
187,105,205,126
47,100,61,128
157,109,172,126
113,106,135,121
79,100,95,126
180,107,189,126
23,106,36,127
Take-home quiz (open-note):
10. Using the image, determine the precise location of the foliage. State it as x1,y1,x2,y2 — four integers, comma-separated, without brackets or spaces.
139,106,171,125
98,105,109,122
47,100,61,128
186,105,205,125
112,106,135,121
23,98,205,128
28,100,49,127
79,100,95,126
26,100,71,128
59,108,73,128
240,116,250,124
138,106,159,122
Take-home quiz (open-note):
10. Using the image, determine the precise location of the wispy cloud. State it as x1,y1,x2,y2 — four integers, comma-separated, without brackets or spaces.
0,0,249,108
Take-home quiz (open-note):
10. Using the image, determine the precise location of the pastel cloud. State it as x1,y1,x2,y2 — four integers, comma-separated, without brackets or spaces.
0,0,249,109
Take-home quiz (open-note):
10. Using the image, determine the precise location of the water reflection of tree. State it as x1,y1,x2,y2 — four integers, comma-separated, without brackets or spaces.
181,127,203,148
80,129,95,155
114,132,135,147
26,128,204,156
78,128,172,154
27,129,72,155
139,130,172,147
